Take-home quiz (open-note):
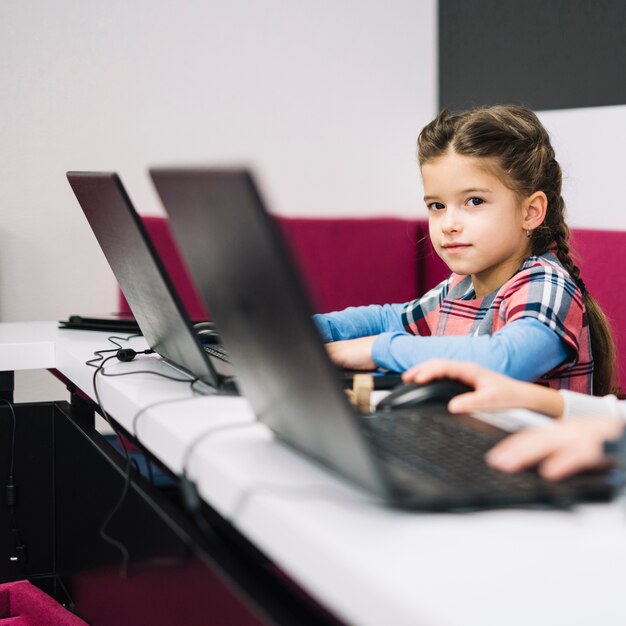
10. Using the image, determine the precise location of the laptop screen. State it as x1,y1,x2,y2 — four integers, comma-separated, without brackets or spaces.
150,168,386,495
67,171,233,390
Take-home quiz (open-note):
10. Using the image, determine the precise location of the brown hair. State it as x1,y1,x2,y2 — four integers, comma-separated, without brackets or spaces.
417,105,618,396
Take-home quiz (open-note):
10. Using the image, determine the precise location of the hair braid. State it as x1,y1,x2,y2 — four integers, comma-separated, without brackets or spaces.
548,217,578,280
539,196,618,395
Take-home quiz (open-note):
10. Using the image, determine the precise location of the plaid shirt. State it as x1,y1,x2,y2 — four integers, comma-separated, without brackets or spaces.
402,253,593,393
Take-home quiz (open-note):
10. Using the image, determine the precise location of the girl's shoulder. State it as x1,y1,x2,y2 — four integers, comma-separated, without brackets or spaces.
501,252,580,297
519,251,575,280
520,250,565,270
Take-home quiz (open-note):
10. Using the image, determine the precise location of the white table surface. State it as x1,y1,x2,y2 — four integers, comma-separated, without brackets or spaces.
4,321,626,626
0,321,57,370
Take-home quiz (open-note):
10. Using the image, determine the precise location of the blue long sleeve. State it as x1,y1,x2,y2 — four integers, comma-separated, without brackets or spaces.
313,304,406,342
371,317,570,381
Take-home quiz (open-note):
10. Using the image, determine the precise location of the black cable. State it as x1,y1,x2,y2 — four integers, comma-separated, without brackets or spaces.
92,354,133,577
121,386,205,577
1,399,17,478
83,334,197,385
85,333,143,368
178,420,257,534
98,367,193,384
87,337,369,573
84,332,199,388
89,343,200,577
129,390,202,496
92,354,180,577
178,419,380,524
123,388,224,537
0,398,26,563
91,344,376,567
1,398,27,564
131,393,201,440
181,420,256,476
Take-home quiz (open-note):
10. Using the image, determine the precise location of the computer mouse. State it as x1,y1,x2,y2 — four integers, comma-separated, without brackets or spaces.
376,379,473,411
193,322,222,345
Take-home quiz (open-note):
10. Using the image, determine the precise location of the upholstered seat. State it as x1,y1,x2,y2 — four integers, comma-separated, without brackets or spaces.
118,217,626,390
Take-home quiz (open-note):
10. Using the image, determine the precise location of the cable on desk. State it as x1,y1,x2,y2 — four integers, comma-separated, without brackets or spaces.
178,420,380,530
88,339,380,569
130,392,202,492
85,332,201,492
181,420,257,476
85,333,143,369
84,332,197,384
117,373,252,538
89,343,202,578
98,367,196,384
92,354,133,577
131,393,201,440
179,420,258,535
85,333,198,384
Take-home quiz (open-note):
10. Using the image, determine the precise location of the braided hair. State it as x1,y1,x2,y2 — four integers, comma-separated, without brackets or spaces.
417,105,618,395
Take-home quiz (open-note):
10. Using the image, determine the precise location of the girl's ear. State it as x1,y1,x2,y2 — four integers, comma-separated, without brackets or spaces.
523,191,547,231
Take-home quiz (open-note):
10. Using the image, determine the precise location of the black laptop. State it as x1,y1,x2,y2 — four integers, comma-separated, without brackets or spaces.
150,167,616,510
66,171,236,393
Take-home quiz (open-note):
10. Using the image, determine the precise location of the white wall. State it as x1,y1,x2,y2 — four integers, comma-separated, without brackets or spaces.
538,105,626,231
1,0,436,400
0,0,437,327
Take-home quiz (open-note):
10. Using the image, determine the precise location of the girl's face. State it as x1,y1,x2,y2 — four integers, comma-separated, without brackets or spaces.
422,150,532,298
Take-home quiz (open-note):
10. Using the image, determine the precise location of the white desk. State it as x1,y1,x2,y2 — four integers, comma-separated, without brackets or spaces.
4,321,626,626
0,321,57,371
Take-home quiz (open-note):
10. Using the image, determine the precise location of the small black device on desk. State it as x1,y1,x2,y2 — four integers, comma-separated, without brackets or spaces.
60,314,215,335
59,314,141,334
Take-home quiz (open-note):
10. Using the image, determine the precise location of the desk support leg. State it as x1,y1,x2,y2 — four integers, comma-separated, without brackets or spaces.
69,391,95,429
0,371,15,402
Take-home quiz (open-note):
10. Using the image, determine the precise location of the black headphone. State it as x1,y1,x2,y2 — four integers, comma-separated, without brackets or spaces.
116,348,154,362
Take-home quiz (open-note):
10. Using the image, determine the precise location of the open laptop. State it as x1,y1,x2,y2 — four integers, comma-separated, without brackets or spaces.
66,171,236,393
150,167,616,510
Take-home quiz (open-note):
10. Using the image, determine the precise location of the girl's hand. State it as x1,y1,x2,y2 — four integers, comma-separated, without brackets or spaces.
402,359,564,417
485,419,625,480
325,337,377,370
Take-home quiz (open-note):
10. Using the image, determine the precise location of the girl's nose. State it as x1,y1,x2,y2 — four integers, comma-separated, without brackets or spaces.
441,208,462,233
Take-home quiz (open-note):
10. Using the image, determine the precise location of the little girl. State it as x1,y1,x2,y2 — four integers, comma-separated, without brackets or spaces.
315,105,616,395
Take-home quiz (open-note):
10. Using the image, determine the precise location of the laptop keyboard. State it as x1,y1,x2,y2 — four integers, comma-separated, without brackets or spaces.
363,407,607,503
203,343,230,363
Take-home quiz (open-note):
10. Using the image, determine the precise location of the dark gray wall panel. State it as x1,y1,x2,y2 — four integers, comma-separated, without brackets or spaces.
440,0,626,111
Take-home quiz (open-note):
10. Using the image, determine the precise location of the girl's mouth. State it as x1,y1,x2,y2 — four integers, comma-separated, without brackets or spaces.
441,243,471,254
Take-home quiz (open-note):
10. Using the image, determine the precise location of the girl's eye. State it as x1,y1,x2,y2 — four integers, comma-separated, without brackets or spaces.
467,197,484,207
427,202,445,211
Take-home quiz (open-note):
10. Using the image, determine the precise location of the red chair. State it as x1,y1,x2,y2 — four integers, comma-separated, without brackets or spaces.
0,580,87,625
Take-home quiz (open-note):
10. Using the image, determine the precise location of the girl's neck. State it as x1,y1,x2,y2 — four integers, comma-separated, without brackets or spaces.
471,252,531,298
